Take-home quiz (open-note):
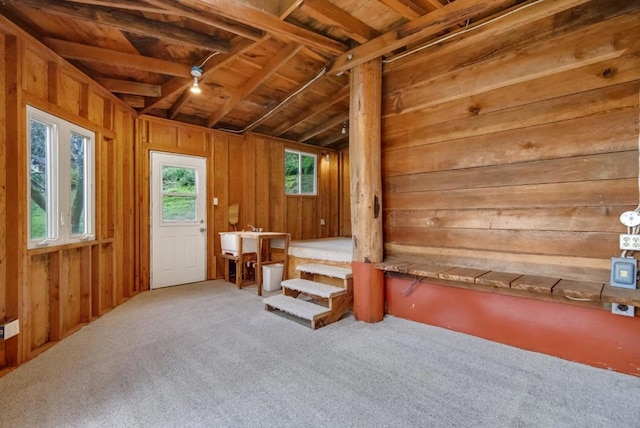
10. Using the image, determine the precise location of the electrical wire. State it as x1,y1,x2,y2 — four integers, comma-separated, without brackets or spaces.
216,66,329,134
197,52,220,69
382,0,546,64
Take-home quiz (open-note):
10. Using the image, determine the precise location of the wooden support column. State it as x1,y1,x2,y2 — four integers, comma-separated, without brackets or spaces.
349,57,384,323
4,35,27,365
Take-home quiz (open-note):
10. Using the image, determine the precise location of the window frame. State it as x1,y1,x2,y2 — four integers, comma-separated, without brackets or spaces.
27,105,96,249
284,149,318,196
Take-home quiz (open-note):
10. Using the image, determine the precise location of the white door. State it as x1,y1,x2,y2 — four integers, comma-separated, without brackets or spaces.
150,152,207,289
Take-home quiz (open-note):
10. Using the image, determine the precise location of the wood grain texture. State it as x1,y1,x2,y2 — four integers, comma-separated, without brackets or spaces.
511,275,560,294
438,267,489,284
553,279,604,301
475,272,523,288
350,58,382,263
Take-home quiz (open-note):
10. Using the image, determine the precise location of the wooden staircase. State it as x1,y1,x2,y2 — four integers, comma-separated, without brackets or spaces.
263,263,353,329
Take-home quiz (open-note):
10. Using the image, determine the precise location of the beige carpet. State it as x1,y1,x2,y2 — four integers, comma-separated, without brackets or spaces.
0,280,639,427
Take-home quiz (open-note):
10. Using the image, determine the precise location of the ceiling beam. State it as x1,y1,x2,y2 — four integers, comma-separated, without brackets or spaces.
377,0,426,19
43,38,191,77
11,0,231,52
328,0,520,75
207,43,302,127
299,0,378,44
63,0,168,14
141,0,264,41
182,0,347,55
297,112,348,143
318,131,348,147
141,36,258,114
278,0,304,18
272,84,349,136
96,78,161,97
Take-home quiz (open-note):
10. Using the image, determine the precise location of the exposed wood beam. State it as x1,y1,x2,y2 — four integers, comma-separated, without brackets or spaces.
318,131,348,147
377,0,426,19
182,0,347,55
141,36,258,114
168,90,193,120
119,94,146,108
141,0,264,41
273,84,350,136
299,0,378,44
207,43,302,127
11,0,231,52
63,0,168,14
329,0,540,75
278,0,304,18
96,78,161,97
297,112,348,143
43,38,191,77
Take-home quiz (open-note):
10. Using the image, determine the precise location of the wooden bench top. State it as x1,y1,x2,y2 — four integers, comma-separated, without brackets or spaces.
376,260,640,309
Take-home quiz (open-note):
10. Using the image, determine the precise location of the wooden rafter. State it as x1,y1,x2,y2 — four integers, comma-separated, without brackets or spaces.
318,131,348,147
141,0,264,41
182,0,347,55
297,112,348,142
273,84,350,136
328,0,518,75
299,0,378,44
96,78,161,97
377,0,427,19
62,0,168,14
141,37,257,114
43,38,191,77
206,43,302,128
11,0,231,52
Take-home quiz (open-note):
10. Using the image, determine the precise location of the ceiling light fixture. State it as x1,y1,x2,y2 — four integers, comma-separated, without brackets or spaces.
190,66,202,94
341,121,348,135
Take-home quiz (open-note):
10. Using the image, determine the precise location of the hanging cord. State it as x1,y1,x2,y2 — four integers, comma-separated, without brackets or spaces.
197,52,220,69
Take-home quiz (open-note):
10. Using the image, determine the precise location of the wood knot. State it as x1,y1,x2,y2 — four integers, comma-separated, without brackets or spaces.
468,105,480,115
602,67,615,78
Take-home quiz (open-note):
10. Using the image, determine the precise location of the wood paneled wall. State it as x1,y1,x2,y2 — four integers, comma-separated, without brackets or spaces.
381,0,640,283
0,18,135,372
137,117,340,286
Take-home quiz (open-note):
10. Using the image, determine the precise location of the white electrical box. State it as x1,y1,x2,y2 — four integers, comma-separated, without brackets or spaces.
619,234,640,251
612,303,635,317
0,319,20,340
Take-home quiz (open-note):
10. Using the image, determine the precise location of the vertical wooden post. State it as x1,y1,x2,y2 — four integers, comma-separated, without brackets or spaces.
4,35,27,364
349,57,384,323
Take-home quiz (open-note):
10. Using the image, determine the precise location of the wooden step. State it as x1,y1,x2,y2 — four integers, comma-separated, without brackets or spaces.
263,295,331,329
282,278,347,299
296,263,352,279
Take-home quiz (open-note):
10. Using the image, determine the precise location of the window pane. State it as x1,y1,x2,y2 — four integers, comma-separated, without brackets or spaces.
300,154,316,194
163,166,196,194
30,120,49,240
162,196,197,222
70,133,87,235
285,151,300,194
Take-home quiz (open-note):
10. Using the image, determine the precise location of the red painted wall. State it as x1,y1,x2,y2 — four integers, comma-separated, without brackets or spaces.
385,275,640,376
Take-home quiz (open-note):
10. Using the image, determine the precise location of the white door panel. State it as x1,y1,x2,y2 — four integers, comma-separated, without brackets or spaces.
151,152,207,289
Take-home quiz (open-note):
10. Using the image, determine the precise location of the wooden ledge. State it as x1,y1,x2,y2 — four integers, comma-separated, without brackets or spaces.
376,261,640,309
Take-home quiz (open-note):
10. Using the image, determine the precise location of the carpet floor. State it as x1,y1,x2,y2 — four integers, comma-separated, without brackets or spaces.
1,280,639,428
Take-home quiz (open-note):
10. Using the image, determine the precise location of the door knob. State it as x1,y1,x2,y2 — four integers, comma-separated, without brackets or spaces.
199,228,206,232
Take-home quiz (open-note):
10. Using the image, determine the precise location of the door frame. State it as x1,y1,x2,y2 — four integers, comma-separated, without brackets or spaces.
149,151,208,289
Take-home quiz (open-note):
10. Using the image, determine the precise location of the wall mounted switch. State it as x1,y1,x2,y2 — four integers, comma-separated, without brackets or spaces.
0,319,20,340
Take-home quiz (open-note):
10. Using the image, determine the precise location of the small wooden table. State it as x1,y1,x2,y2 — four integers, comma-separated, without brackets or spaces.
235,231,290,296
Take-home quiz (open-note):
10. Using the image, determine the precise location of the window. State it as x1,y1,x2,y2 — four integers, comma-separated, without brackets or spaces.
161,165,198,223
285,149,317,195
27,106,95,248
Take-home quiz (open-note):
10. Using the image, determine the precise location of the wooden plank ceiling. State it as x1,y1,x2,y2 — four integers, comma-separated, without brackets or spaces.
0,0,522,148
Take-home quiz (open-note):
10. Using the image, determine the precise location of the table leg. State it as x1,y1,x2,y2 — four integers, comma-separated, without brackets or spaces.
237,238,243,288
257,237,263,296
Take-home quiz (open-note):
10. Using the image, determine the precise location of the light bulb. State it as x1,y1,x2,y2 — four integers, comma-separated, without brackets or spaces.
190,77,201,94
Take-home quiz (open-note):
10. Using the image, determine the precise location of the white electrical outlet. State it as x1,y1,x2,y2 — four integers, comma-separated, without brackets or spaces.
612,303,635,317
619,234,640,250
